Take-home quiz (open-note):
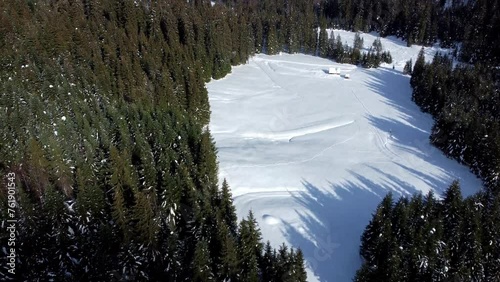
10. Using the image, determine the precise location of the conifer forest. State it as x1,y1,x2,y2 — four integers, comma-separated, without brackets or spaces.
0,0,499,281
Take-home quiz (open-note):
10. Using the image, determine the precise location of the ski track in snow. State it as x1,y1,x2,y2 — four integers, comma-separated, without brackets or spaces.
351,89,402,163
208,31,481,282
241,119,355,142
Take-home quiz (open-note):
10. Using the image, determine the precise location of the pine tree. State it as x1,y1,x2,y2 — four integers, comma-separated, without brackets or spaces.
372,37,383,53
410,47,426,88
327,30,336,59
360,193,394,267
275,243,292,281
353,1,365,31
218,221,238,281
353,32,364,50
351,48,362,65
219,179,238,236
403,59,413,75
461,198,484,281
24,138,50,199
382,51,393,64
133,190,159,246
253,19,264,53
109,146,133,241
286,21,300,54
192,239,214,281
483,192,500,280
266,24,279,55
391,198,410,259
238,211,263,282
334,35,344,61
442,181,464,280
353,264,372,282
293,249,308,282
318,26,329,58
260,241,277,281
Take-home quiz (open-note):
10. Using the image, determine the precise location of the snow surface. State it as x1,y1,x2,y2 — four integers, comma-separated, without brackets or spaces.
208,33,481,282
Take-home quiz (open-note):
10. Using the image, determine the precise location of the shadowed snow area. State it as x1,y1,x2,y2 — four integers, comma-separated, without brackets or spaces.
208,35,481,282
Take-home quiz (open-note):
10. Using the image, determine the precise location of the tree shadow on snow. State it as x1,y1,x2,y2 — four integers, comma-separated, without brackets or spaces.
362,68,480,196
283,160,472,281
283,173,421,282
281,68,481,281
363,68,427,127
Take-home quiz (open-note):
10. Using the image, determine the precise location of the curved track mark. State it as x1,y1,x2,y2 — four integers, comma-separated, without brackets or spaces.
226,120,360,169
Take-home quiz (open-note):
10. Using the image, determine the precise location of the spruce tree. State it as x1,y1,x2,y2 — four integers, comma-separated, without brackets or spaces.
318,26,329,58
353,32,364,50
410,47,426,88
372,38,383,53
360,193,394,266
403,59,413,75
218,221,238,281
287,21,300,54
261,241,277,281
334,35,344,61
275,243,292,281
442,181,464,280
461,198,485,281
327,30,336,59
237,211,263,282
219,179,238,236
192,239,214,281
293,249,308,282
266,24,280,55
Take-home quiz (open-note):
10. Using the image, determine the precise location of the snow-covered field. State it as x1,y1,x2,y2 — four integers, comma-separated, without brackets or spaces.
207,33,480,281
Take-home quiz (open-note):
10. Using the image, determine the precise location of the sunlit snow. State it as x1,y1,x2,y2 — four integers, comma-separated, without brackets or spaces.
208,32,481,281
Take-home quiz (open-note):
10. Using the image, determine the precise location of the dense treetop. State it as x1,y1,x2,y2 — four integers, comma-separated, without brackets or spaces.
0,0,309,280
1,0,499,281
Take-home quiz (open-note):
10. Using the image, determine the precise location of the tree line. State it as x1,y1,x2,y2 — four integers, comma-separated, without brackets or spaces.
321,0,500,67
353,0,500,280
355,182,500,282
320,31,393,68
411,49,500,193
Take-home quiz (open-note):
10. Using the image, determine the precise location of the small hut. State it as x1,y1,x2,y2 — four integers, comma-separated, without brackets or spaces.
328,67,340,75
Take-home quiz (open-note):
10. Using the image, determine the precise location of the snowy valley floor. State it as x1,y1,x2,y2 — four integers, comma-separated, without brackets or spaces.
207,36,481,282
